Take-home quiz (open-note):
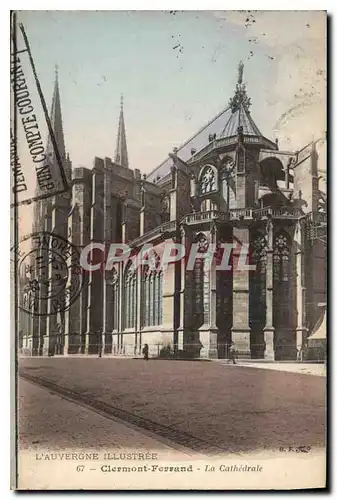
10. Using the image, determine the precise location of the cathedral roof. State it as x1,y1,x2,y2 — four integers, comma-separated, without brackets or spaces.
220,103,262,138
146,106,232,183
147,62,273,184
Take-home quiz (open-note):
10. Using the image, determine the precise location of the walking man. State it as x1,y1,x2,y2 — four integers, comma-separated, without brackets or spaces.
229,342,237,365
142,343,149,361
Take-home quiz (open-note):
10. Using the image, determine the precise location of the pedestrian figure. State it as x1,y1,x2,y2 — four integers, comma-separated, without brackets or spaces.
229,342,237,364
98,331,102,358
142,343,149,360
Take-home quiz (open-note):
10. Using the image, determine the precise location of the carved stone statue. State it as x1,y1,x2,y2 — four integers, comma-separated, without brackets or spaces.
237,60,244,85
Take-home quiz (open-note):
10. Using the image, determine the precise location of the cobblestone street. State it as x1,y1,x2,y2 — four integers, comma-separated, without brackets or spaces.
19,357,326,454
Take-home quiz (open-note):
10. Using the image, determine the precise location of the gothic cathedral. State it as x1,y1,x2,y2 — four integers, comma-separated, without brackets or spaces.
19,63,327,361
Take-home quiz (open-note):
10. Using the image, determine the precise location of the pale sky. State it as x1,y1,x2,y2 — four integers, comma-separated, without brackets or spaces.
17,10,326,172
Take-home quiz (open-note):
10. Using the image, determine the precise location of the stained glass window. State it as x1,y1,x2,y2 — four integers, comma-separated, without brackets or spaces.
192,234,209,328
274,234,290,283
144,271,150,326
141,254,163,327
252,234,267,295
250,233,267,318
273,233,291,327
248,233,268,356
149,273,154,325
158,272,163,325
124,264,136,329
199,166,216,195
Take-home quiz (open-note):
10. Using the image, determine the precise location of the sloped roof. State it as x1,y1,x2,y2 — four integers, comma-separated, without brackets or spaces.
221,103,262,138
147,62,269,184
146,106,232,183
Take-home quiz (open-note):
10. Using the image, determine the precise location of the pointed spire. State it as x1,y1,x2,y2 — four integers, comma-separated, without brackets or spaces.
46,65,66,161
221,61,262,138
114,94,129,168
228,61,251,113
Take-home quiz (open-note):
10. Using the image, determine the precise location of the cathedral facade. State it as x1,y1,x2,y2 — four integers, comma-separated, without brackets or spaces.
19,63,327,361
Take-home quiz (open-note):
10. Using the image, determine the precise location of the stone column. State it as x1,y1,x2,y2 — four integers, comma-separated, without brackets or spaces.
294,220,308,359
161,238,178,356
102,167,114,355
38,209,51,356
103,272,115,355
284,160,290,189
32,288,40,356
65,206,80,355
263,218,275,360
231,225,251,358
46,199,69,356
199,225,218,359
86,166,105,354
65,168,92,355
169,166,177,221
118,261,124,354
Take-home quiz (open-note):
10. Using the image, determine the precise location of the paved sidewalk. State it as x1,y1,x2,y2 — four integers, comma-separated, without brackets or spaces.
18,378,195,456
220,361,326,377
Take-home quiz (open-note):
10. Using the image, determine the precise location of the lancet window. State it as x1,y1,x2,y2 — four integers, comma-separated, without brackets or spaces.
192,234,210,327
142,253,163,327
273,232,292,327
124,263,137,329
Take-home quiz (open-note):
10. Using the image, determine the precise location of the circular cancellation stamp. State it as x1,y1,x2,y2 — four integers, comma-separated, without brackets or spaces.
15,231,85,317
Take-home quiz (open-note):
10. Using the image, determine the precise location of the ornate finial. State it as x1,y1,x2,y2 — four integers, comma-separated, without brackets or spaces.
228,61,251,113
55,64,59,79
237,61,244,85
120,94,124,109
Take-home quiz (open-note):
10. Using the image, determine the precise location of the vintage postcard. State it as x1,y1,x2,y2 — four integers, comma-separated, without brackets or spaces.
11,10,327,490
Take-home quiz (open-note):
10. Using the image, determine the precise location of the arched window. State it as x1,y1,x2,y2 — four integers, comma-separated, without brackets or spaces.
249,233,267,357
124,263,137,329
149,272,154,324
199,166,217,195
251,233,267,303
192,234,209,328
273,233,291,328
157,272,163,325
141,253,163,327
274,233,290,283
200,199,218,212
